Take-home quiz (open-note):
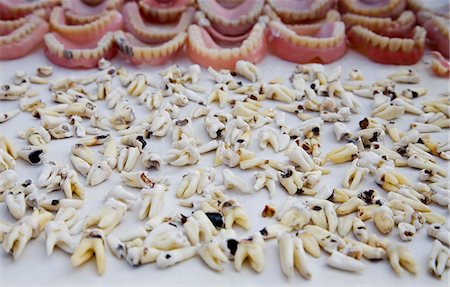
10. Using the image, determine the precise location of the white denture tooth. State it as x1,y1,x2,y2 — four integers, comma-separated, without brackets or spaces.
234,233,265,273
156,246,198,269
223,169,252,194
235,60,259,82
17,145,46,165
71,229,106,275
326,250,367,272
428,240,449,278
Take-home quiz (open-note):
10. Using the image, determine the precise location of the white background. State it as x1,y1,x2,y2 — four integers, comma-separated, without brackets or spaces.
0,46,449,287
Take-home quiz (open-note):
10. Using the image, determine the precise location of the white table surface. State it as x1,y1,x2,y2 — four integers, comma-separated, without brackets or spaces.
0,46,449,287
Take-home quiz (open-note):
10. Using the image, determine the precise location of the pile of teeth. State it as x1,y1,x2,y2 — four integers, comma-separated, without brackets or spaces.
1,0,449,77
0,56,449,281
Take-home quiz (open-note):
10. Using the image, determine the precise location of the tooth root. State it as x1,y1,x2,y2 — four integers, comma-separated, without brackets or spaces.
71,229,106,275
278,233,295,278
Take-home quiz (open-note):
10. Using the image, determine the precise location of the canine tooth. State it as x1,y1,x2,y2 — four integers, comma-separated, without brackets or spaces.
4,186,26,219
223,169,252,194
156,246,198,269
18,145,46,165
428,240,449,278
71,229,106,275
428,224,450,246
326,250,366,272
386,243,418,275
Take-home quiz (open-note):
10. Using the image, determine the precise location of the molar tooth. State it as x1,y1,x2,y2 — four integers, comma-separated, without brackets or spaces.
428,240,449,278
198,242,229,272
4,187,26,219
45,221,77,255
387,243,418,275
17,145,46,165
223,169,252,194
139,185,165,220
234,233,265,273
71,229,106,275
84,198,127,235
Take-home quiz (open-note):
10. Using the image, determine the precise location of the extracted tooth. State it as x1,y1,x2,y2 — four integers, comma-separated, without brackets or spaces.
352,217,369,243
306,198,337,233
386,243,418,275
326,250,366,272
342,160,369,190
398,222,416,241
264,83,295,103
84,198,127,235
0,109,19,123
164,146,200,167
141,150,161,170
296,231,320,258
139,185,165,220
86,160,112,186
325,143,359,164
373,205,395,234
127,74,147,97
120,170,160,189
2,223,32,260
71,229,106,275
428,224,450,246
253,171,277,198
184,210,219,245
65,100,97,118
45,221,77,255
39,198,84,212
277,197,310,230
145,222,189,250
19,126,51,150
71,143,96,165
374,164,410,192
277,167,304,195
107,185,137,209
337,215,353,237
234,233,265,273
407,155,447,177
3,186,26,219
223,169,252,194
304,225,345,254
0,147,15,171
349,68,364,81
410,122,441,133
208,84,229,108
387,69,420,84
198,242,229,272
156,246,198,269
117,146,140,172
78,134,112,146
102,140,117,169
0,134,17,159
336,197,366,216
278,233,311,279
121,134,147,152
17,145,46,165
60,169,85,199
0,169,18,193
333,122,352,141
235,60,259,82
37,65,53,77
70,155,90,178
428,240,449,278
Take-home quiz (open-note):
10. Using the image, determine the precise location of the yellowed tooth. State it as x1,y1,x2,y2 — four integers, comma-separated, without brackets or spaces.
388,38,402,52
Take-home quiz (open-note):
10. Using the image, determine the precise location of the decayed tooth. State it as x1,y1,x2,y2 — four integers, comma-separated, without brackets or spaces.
0,109,20,123
121,134,147,152
428,224,450,246
17,145,46,165
222,169,252,194
36,65,53,77
387,69,420,84
345,238,385,260
253,171,277,198
217,198,249,230
304,225,345,254
397,222,416,241
326,250,367,272
264,83,295,103
277,167,305,195
184,210,219,245
71,229,106,275
337,197,366,216
407,155,447,177
117,146,140,172
198,242,229,272
45,220,78,255
208,84,229,109
386,243,418,275
306,199,337,233
235,60,259,82
277,197,310,230
278,233,311,279
84,198,127,235
333,122,352,141
0,78,30,100
234,233,265,273
349,68,364,81
140,150,161,170
428,240,449,278
352,217,369,243
259,223,292,240
410,122,441,133
86,160,112,186
77,134,112,146
139,185,165,220
127,73,147,97
325,143,359,164
120,170,161,189
3,186,26,219
156,246,198,269
65,100,97,118
39,198,83,213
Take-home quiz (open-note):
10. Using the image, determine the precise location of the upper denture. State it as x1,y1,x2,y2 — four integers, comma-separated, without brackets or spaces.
0,0,60,20
417,11,449,58
61,0,123,24
50,6,123,44
267,0,334,24
339,0,406,18
139,0,195,23
123,2,195,44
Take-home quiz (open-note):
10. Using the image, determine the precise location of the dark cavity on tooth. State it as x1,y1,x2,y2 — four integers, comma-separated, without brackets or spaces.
63,50,73,59
227,239,238,255
205,212,224,229
29,150,44,164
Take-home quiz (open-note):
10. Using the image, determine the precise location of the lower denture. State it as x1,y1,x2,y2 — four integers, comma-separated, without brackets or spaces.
267,0,334,24
338,0,406,18
347,25,426,65
123,2,194,44
50,6,123,44
0,0,59,20
268,20,347,64
0,14,48,60
186,19,267,70
61,0,123,25
342,10,416,37
139,0,195,23
44,32,116,69
114,30,187,65
430,51,450,77
417,11,449,58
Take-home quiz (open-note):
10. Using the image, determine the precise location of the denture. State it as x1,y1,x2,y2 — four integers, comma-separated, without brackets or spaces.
267,0,334,24
339,0,406,18
115,30,187,65
123,2,194,44
50,6,123,44
0,0,59,20
197,0,264,39
44,32,116,69
347,25,426,65
0,14,48,60
268,19,347,64
342,10,416,37
61,0,122,24
139,0,194,23
186,17,268,70
417,11,449,58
